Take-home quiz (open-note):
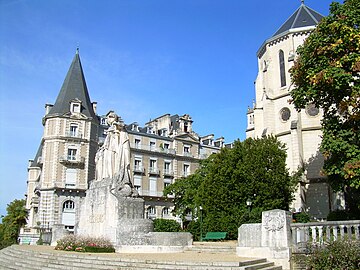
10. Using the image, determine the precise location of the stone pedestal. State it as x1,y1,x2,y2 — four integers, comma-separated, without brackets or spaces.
78,178,192,252
236,209,292,270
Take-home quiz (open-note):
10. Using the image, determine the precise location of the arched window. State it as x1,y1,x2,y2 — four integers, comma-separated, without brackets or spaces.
279,50,286,87
162,207,169,217
62,200,75,231
63,200,75,212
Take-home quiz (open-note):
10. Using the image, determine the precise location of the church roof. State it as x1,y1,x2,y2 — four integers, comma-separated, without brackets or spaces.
47,49,96,119
272,2,323,38
257,2,323,57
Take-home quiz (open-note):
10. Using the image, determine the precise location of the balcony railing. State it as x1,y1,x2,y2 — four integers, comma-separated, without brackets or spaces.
130,143,176,155
133,166,145,174
59,156,85,165
65,132,83,139
291,220,360,252
163,169,174,177
148,167,160,175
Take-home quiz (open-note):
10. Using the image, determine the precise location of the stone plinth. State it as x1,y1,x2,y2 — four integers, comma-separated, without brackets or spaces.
77,178,119,243
78,177,192,252
236,209,292,270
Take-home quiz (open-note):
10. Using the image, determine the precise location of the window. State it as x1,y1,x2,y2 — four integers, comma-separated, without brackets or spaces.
134,159,142,171
134,176,142,194
183,164,190,177
71,103,81,113
62,200,75,232
149,159,157,174
100,118,107,125
164,162,171,174
65,168,77,187
69,124,78,137
148,206,156,216
149,177,157,196
150,141,156,151
184,146,190,153
134,139,141,149
279,50,286,87
184,122,189,132
162,207,169,217
280,107,291,122
67,149,77,161
63,200,75,211
164,180,171,189
163,143,170,149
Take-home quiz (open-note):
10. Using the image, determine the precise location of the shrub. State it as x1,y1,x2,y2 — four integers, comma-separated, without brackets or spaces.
55,235,115,253
327,210,359,221
303,239,360,270
153,219,182,232
293,212,310,223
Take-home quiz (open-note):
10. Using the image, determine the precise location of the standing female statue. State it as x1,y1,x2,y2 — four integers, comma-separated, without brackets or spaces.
95,111,137,197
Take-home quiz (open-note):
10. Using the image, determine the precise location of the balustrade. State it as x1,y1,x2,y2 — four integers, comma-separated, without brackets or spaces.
291,220,360,252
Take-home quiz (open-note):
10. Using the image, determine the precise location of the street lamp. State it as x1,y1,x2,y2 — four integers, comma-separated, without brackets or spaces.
246,198,252,212
199,206,203,242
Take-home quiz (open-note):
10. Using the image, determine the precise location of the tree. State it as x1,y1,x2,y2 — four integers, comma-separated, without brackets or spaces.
289,0,360,195
164,136,298,239
0,199,27,249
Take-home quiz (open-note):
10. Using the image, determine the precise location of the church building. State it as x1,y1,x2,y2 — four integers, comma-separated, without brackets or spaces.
246,2,343,219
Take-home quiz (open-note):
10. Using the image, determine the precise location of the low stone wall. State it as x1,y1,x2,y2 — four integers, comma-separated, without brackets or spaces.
116,232,193,253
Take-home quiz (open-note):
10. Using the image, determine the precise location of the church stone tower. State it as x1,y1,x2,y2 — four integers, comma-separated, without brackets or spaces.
246,3,340,219
25,50,99,232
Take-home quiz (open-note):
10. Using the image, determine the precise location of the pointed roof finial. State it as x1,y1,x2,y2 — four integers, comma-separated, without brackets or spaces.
76,46,79,55
301,0,305,5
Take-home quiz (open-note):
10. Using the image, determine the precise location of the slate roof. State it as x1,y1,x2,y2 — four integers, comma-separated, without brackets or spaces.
257,3,323,57
47,50,96,119
272,2,323,38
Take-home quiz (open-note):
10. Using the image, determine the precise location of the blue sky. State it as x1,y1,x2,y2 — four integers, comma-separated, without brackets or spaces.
0,0,335,217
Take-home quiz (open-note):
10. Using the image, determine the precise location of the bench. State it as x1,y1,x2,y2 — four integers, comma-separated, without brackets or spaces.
202,232,227,241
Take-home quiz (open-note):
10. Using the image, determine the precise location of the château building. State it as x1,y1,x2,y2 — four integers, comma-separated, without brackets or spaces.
22,49,223,240
246,2,343,219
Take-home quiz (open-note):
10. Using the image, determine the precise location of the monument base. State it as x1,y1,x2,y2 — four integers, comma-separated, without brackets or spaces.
78,178,192,253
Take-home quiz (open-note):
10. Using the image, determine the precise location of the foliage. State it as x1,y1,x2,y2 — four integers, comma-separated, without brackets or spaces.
293,212,311,223
0,199,28,249
153,219,182,232
327,209,360,221
55,235,115,253
289,0,360,192
164,136,297,239
302,239,360,270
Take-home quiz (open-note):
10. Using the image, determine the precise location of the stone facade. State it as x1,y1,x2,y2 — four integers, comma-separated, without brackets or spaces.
245,3,343,219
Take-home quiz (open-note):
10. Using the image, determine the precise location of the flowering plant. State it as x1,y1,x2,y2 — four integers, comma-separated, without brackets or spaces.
55,235,115,253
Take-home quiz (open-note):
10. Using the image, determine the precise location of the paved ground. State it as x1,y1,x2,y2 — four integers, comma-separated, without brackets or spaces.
16,241,252,263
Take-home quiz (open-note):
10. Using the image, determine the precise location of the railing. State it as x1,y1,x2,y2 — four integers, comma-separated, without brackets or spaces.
163,169,174,177
130,143,176,155
65,132,83,139
148,167,160,175
59,156,85,164
291,220,360,252
133,166,145,174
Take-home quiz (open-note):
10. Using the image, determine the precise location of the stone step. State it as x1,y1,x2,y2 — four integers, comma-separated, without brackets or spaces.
0,245,282,270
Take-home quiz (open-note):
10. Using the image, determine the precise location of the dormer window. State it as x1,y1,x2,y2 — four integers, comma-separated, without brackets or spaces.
70,99,82,113
147,126,154,134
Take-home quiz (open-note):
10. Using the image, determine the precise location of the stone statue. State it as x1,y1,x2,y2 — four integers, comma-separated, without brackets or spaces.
95,111,138,197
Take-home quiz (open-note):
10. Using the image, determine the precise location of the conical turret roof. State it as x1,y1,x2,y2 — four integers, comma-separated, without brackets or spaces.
272,2,323,38
48,50,96,119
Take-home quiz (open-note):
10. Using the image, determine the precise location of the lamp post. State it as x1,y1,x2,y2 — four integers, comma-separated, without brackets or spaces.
246,198,252,212
199,206,203,242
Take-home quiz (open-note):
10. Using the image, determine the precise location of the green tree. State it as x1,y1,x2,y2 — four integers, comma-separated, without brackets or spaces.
0,199,27,249
164,136,297,239
289,0,360,197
